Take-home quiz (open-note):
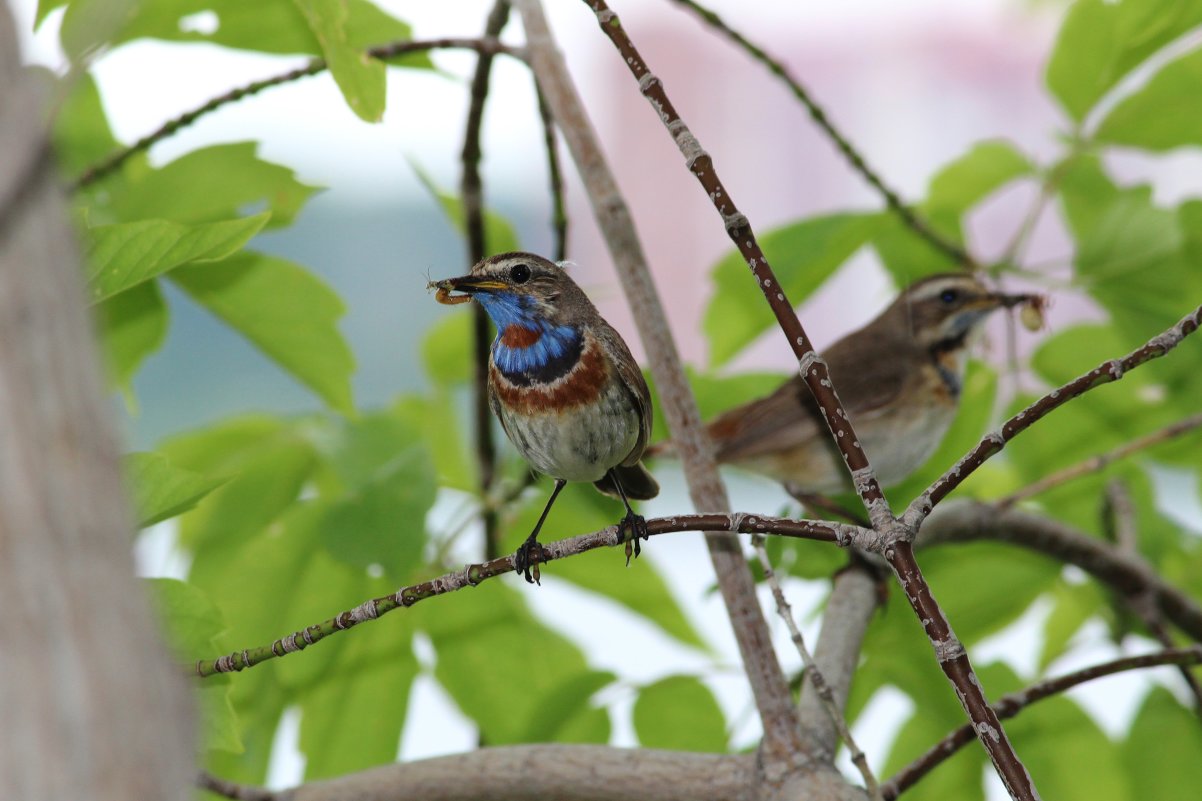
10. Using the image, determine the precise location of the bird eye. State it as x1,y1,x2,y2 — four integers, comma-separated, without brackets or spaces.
510,263,532,284
939,289,959,304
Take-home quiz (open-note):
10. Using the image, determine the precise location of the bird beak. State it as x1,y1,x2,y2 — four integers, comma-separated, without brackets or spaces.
991,291,1037,309
429,274,508,305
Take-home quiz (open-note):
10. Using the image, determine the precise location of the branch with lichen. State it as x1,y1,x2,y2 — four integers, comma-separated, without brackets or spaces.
194,513,852,677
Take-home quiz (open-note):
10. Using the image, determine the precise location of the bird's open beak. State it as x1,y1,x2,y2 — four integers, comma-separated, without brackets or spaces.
429,274,508,305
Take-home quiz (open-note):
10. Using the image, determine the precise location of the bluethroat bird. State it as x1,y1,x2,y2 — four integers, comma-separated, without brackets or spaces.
431,252,658,583
652,273,1037,498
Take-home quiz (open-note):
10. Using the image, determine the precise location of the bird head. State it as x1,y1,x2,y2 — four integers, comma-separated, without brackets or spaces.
888,273,1035,350
430,252,592,330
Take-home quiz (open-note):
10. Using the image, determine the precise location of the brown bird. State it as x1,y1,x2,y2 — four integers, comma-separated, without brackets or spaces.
653,273,1035,496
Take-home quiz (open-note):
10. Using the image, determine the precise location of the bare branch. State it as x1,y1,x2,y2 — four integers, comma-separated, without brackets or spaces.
666,0,972,268
199,771,276,801
999,411,1202,508
71,37,523,189
512,0,807,766
195,513,853,677
274,744,757,801
907,303,1202,526
881,646,1202,799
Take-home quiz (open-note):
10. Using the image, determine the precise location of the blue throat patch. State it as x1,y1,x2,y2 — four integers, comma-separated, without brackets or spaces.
477,292,583,385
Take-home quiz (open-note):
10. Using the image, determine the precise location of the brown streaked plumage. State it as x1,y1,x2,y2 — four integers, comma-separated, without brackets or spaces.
654,273,1036,496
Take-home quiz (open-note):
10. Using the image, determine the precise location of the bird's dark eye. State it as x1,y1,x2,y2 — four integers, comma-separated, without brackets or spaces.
940,289,959,304
510,263,532,284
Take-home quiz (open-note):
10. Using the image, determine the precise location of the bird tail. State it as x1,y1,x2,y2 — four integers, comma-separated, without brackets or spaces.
595,462,659,501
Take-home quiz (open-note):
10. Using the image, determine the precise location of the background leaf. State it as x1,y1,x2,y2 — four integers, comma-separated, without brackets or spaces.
633,675,727,752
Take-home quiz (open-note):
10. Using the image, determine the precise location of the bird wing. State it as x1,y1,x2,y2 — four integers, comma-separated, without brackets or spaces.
709,335,914,464
592,323,653,466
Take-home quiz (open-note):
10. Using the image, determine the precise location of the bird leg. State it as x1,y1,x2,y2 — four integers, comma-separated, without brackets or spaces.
514,478,566,585
608,470,649,566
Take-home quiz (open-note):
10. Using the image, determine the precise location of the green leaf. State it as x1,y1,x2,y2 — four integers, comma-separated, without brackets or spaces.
1005,685,1130,800
633,675,727,752
1125,686,1202,794
161,418,318,551
96,280,168,398
871,208,964,286
51,71,120,176
503,480,709,651
1096,47,1202,151
84,214,270,304
171,252,355,414
147,578,242,754
410,161,521,254
927,140,1032,213
59,0,136,61
394,394,477,492
1045,0,1202,123
419,585,592,745
124,451,226,528
315,413,435,582
519,670,615,743
704,213,879,366
107,143,319,228
114,0,424,62
293,0,386,122
422,310,475,387
1039,580,1106,672
35,1,68,28
298,623,418,779
917,542,1060,645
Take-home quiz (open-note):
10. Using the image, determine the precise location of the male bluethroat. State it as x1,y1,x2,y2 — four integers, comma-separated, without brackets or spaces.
431,252,657,583
653,273,1035,498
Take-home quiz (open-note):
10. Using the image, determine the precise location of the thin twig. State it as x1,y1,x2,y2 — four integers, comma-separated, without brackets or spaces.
578,5,1037,798
197,771,275,801
667,0,972,268
907,303,1202,527
70,37,523,190
194,512,856,677
751,538,882,798
881,646,1202,799
536,84,569,261
998,411,1202,508
461,3,512,561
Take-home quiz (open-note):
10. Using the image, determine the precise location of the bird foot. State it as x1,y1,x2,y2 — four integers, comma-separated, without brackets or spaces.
620,511,649,566
514,535,548,585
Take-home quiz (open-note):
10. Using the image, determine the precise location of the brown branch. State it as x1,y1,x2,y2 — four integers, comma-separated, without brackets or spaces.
666,0,972,268
461,4,511,561
881,646,1202,799
512,0,808,767
998,411,1202,508
920,501,1202,642
577,4,1037,797
199,771,276,801
70,37,523,190
275,744,758,801
194,513,853,677
906,303,1202,527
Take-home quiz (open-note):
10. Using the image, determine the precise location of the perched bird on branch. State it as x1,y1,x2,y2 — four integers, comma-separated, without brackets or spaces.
431,252,656,583
651,273,1036,499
